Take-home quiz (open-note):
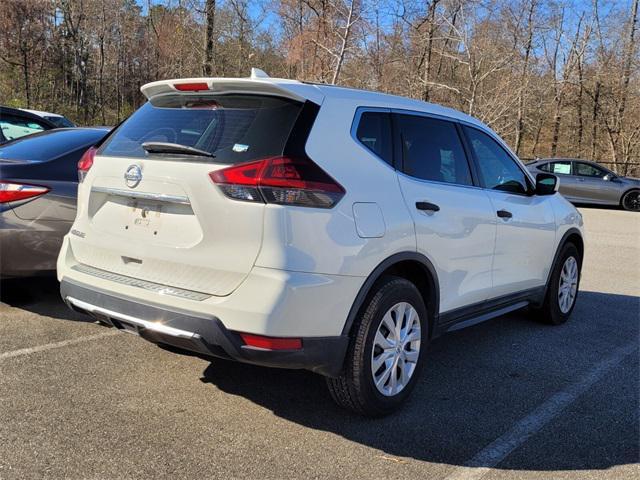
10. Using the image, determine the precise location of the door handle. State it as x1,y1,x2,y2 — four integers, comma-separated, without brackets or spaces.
497,209,512,219
416,201,440,212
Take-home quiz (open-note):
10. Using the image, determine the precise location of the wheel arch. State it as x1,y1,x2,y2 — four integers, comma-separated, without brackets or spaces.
562,228,584,263
341,252,440,340
539,227,584,306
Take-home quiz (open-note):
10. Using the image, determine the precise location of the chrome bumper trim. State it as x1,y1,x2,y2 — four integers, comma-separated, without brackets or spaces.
65,296,196,339
71,264,211,301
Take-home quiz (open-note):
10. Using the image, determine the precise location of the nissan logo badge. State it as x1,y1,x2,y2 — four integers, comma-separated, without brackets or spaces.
124,164,142,188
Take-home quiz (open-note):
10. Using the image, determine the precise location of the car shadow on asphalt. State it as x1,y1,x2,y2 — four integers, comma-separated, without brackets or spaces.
3,276,638,471
199,290,639,472
0,276,91,322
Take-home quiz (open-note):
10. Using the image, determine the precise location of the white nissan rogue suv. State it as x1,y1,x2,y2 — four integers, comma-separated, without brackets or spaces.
58,69,584,416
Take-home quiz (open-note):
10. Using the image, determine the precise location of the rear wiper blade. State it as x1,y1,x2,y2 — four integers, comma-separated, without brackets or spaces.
141,142,216,159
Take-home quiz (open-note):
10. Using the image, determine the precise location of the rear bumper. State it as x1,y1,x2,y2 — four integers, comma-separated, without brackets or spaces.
58,236,364,338
60,279,349,377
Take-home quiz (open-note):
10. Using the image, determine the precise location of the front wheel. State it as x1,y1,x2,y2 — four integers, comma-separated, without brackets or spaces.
531,243,581,325
326,276,428,416
621,189,640,212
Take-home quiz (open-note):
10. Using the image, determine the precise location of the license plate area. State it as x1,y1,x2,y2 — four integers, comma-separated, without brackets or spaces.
127,200,162,233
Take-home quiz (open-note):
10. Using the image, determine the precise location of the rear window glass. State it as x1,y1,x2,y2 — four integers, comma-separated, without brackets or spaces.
47,116,76,128
550,161,571,174
396,114,473,186
0,116,47,141
0,129,107,161
99,94,303,164
355,112,393,165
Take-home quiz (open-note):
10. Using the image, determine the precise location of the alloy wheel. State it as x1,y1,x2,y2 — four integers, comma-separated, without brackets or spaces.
558,256,578,314
622,191,640,211
371,302,421,396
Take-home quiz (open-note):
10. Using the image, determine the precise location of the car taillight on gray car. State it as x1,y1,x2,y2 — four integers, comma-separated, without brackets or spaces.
0,180,49,203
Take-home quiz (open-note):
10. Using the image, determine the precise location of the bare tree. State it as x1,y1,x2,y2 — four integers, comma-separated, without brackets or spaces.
203,0,216,75
0,0,637,174
0,0,48,107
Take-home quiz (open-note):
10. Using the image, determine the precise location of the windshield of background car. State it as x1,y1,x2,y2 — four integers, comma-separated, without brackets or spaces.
99,94,303,164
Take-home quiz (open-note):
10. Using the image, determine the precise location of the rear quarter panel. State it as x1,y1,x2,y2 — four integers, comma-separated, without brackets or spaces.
255,97,416,277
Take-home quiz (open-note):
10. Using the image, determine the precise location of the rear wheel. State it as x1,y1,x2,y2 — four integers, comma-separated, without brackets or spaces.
531,243,581,325
621,189,640,212
326,276,427,416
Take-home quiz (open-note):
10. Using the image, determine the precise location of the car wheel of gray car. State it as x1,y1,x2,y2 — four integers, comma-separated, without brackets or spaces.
621,189,640,212
326,276,428,417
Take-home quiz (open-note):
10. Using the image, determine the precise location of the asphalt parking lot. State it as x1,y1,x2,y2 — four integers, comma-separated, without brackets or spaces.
0,207,638,480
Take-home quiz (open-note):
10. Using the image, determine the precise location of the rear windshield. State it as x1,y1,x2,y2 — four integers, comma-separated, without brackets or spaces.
99,94,303,164
47,116,76,128
0,129,107,161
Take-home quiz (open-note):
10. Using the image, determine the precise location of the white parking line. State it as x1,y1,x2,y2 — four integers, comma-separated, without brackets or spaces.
0,330,120,361
445,342,638,480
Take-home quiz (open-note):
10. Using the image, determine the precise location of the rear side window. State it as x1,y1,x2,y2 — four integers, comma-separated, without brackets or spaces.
574,162,606,178
549,161,572,175
100,95,303,164
0,115,48,141
355,111,393,165
395,114,472,186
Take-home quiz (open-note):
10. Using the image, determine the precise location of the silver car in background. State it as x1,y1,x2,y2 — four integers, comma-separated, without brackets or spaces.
0,128,109,277
527,158,640,211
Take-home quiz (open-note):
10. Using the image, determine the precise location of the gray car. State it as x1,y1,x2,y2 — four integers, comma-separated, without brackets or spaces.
0,127,109,278
527,158,640,211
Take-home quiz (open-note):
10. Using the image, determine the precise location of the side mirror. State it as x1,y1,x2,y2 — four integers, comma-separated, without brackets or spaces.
603,173,616,181
536,173,559,195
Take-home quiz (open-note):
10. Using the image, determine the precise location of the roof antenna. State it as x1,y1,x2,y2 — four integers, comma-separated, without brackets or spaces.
250,68,270,79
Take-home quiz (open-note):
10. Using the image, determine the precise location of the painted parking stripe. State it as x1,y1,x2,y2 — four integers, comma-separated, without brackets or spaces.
0,331,120,361
445,342,637,480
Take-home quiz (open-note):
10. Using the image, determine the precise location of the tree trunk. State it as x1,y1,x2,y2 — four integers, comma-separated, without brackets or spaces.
617,0,638,123
21,48,30,107
590,80,600,160
515,0,536,155
331,0,356,85
550,99,562,157
422,0,440,102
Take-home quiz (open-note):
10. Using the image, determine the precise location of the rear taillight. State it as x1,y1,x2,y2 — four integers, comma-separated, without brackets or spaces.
210,156,345,208
240,333,302,351
77,146,97,183
0,181,49,203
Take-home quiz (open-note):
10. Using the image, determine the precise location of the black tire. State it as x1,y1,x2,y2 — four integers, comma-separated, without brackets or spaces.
621,189,640,212
531,243,581,325
326,276,428,417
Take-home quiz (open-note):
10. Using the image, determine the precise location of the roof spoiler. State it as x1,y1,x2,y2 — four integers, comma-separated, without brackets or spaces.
140,68,323,104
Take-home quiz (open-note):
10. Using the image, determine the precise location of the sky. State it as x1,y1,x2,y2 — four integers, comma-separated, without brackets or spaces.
137,0,631,39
